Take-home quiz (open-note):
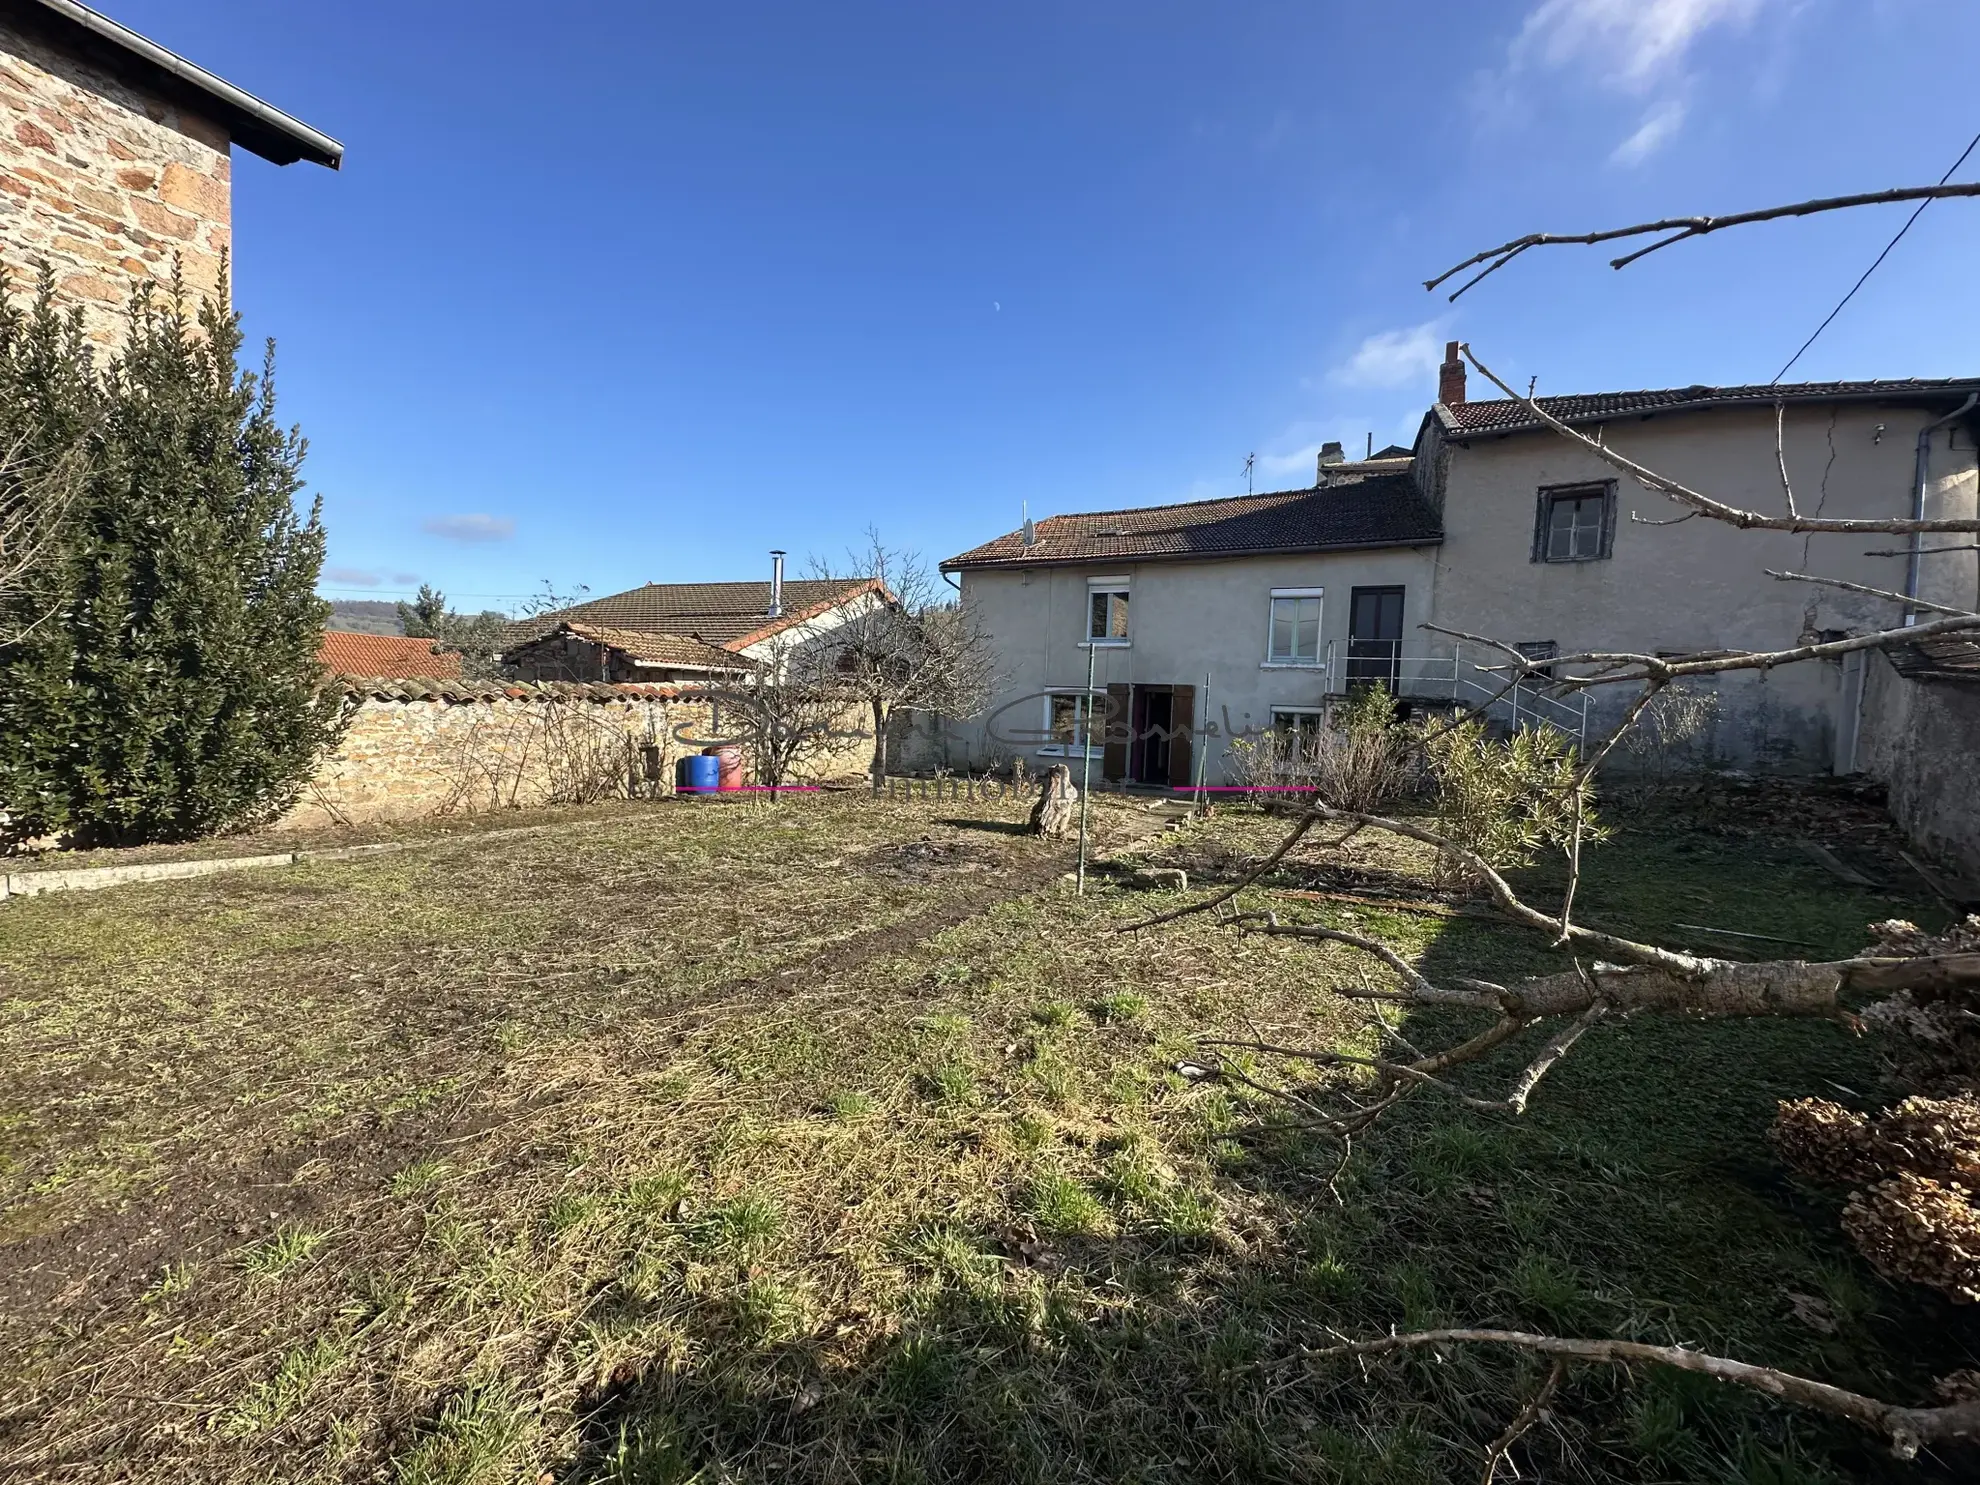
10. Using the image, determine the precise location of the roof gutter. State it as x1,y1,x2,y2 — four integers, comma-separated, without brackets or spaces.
19,0,343,167
1906,392,1979,623
940,534,1445,575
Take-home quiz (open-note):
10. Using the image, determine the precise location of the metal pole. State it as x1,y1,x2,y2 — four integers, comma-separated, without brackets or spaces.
1075,638,1098,894
1193,669,1210,808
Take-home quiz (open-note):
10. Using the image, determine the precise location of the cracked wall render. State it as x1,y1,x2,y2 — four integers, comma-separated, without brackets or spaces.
0,20,231,346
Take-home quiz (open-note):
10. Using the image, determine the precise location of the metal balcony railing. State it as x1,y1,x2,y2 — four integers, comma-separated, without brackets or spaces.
1321,640,1591,747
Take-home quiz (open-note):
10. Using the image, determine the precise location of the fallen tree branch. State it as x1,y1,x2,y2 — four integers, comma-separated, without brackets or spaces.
1483,1359,1565,1485
1425,182,1980,301
1289,1328,1980,1461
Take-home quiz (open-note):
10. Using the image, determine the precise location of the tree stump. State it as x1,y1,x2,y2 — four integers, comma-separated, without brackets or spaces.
1028,763,1079,839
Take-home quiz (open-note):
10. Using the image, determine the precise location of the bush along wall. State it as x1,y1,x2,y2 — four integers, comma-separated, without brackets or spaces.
0,268,339,847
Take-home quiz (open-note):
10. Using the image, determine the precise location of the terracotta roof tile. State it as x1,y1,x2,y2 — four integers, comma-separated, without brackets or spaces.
942,473,1442,571
1446,377,1980,438
502,578,884,652
333,677,688,703
318,631,461,678
558,623,760,669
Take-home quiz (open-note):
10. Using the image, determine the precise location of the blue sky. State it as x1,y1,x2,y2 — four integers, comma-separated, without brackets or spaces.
110,0,1979,610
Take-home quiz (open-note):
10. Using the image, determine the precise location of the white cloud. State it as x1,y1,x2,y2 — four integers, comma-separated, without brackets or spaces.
1332,322,1448,390
1495,0,1779,163
324,566,381,586
1610,98,1688,165
422,514,515,544
1510,0,1769,92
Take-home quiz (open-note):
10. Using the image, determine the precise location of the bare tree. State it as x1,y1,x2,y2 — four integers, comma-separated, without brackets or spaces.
1129,343,1980,1467
691,639,852,792
807,531,1002,784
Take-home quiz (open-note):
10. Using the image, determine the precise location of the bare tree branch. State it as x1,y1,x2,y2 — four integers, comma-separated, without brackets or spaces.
1774,402,1799,520
1425,183,1980,301
1483,1359,1565,1485
1462,345,1980,535
1286,1328,1980,1461
1766,568,1977,619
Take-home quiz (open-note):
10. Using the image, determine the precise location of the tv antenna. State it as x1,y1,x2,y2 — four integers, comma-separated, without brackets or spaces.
1243,452,1255,495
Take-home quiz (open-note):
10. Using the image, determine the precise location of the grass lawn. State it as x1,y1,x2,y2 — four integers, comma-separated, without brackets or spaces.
0,790,1972,1483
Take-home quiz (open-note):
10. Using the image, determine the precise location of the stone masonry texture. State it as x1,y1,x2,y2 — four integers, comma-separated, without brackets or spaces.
282,694,719,830
0,18,231,347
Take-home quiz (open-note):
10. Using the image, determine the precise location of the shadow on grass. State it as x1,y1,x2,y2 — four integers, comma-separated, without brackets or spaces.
933,818,1033,837
561,824,1978,1485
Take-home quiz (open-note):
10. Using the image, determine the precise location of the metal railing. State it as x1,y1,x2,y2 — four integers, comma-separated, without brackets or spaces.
1322,641,1591,748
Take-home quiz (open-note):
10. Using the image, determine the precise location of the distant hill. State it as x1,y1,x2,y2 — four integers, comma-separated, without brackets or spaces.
326,599,404,636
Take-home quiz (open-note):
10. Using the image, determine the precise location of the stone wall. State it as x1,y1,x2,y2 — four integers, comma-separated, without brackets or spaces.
1855,653,1980,885
284,685,715,830
0,19,231,346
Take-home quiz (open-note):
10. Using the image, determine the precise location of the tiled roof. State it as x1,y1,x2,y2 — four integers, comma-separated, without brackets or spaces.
502,577,884,651
942,473,1442,571
1884,634,1980,684
1446,377,1980,438
334,677,688,703
556,623,759,670
318,630,461,679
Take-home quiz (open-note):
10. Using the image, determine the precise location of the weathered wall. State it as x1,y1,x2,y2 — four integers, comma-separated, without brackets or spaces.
953,544,1441,783
1428,401,1979,770
1855,653,1980,883
284,689,713,830
0,18,231,345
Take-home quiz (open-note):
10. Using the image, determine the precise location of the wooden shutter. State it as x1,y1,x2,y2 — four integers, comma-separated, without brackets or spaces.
1167,685,1195,790
1102,684,1131,783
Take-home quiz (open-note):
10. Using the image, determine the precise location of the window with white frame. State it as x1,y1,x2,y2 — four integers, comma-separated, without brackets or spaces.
1265,588,1323,666
1039,690,1098,755
1086,578,1130,643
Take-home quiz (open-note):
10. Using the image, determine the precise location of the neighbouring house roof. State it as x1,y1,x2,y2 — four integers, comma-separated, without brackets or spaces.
1441,377,1980,440
334,677,688,704
524,622,760,671
318,630,461,679
504,577,887,652
941,472,1443,571
8,0,344,167
1884,633,1980,685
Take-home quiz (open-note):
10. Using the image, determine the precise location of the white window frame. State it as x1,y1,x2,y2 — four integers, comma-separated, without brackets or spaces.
1037,688,1102,758
1262,587,1325,668
1082,576,1132,647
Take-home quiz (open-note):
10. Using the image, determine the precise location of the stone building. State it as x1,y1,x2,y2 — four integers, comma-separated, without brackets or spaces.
0,0,339,344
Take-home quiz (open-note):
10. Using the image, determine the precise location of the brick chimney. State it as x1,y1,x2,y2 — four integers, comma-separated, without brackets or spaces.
1438,341,1466,407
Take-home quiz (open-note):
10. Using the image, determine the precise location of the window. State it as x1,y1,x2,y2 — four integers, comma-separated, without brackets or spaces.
1271,708,1325,753
1265,588,1323,666
1086,579,1130,643
1514,639,1559,679
1533,483,1616,562
1040,690,1098,755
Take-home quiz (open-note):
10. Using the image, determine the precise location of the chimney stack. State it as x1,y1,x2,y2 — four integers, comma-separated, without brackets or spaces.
1438,341,1466,407
1316,441,1346,484
768,550,785,617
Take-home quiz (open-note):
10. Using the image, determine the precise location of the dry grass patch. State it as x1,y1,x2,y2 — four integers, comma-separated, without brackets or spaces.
0,795,1970,1483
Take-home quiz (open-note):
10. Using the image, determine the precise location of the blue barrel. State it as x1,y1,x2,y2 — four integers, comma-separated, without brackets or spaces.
677,753,721,795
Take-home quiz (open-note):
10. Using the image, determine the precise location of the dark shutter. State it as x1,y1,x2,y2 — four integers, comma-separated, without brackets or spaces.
1102,684,1131,783
1167,685,1195,790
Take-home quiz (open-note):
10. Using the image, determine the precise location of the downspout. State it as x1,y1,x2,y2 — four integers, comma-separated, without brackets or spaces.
1907,393,1978,623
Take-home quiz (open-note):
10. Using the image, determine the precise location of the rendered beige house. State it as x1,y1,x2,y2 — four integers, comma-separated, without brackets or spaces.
1417,346,1979,771
941,455,1445,786
941,346,1979,785
0,0,340,344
